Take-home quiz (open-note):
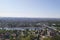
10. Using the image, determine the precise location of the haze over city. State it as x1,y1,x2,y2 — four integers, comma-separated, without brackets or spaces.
0,0,60,18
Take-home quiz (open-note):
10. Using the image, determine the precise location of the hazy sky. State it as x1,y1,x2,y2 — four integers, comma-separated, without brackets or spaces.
0,0,60,18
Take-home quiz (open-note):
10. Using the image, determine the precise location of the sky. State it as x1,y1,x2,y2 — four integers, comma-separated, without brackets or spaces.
0,0,60,18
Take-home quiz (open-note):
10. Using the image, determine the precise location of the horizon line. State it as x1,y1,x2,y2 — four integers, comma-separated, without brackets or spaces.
0,16,60,19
